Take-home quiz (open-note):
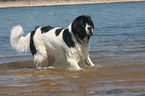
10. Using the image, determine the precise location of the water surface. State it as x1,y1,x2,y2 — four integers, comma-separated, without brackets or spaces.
0,2,145,95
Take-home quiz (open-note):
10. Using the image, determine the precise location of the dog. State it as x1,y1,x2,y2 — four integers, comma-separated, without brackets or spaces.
10,15,99,71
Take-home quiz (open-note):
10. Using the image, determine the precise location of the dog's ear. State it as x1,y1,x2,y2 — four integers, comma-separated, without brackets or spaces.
72,16,87,40
72,16,83,33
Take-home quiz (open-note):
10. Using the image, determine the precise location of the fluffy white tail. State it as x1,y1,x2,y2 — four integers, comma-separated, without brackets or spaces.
10,25,30,53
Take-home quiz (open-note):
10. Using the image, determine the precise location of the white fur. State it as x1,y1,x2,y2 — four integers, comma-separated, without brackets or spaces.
85,23,93,34
10,25,30,53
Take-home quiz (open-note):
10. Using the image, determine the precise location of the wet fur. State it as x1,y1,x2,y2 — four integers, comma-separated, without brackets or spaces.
10,15,97,71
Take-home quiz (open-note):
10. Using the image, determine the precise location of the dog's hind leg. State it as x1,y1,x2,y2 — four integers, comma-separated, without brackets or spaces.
47,55,56,68
33,49,48,69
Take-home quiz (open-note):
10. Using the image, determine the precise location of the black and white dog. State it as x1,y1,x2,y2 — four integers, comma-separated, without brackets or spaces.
10,15,99,71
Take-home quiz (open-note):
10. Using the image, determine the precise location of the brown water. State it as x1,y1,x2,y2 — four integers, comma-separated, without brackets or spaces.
0,56,145,96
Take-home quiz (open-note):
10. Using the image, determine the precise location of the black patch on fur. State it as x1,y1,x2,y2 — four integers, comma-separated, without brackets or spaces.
72,15,94,44
41,26,54,33
55,28,63,36
30,29,37,56
63,29,75,48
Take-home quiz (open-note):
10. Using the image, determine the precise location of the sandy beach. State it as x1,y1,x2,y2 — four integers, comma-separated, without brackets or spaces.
0,0,145,8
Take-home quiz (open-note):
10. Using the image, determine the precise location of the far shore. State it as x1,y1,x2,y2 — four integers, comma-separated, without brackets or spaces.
0,0,145,8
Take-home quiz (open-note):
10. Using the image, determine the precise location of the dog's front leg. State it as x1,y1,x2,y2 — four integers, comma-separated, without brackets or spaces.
67,58,82,71
85,56,101,68
85,56,95,66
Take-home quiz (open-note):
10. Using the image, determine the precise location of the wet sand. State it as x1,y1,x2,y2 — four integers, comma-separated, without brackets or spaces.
0,56,145,95
0,0,145,8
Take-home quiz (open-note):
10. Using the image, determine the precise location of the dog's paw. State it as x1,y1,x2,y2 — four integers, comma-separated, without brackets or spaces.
37,67,42,69
47,66,55,69
43,66,55,69
68,67,83,71
86,64,101,70
95,64,101,68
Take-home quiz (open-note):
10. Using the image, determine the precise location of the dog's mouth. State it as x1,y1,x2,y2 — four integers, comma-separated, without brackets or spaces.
87,32,93,37
76,32,93,45
82,33,93,45
83,34,91,44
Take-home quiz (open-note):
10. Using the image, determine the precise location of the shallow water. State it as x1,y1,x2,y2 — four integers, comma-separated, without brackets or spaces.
0,60,145,95
0,2,145,95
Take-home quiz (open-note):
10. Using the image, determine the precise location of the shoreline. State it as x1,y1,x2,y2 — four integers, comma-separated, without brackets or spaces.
0,0,145,8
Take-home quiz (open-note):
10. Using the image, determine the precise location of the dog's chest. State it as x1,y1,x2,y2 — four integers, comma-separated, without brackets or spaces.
67,44,89,61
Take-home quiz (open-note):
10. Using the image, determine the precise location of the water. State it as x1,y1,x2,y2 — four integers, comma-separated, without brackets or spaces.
0,2,145,64
0,2,145,95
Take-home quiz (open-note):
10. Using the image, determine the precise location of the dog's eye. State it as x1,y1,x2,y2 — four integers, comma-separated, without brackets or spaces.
88,27,92,31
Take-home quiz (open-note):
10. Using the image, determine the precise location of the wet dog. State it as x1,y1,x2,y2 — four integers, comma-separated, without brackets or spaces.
10,15,98,71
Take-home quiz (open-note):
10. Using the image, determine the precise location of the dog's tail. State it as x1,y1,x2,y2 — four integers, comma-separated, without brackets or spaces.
10,25,30,53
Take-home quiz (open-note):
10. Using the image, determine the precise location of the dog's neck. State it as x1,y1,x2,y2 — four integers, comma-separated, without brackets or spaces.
68,23,72,33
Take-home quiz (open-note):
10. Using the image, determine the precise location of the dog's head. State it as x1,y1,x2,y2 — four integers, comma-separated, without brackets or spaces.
72,15,94,44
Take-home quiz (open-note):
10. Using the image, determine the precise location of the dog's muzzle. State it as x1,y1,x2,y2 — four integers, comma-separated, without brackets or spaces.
82,27,93,44
87,27,93,36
